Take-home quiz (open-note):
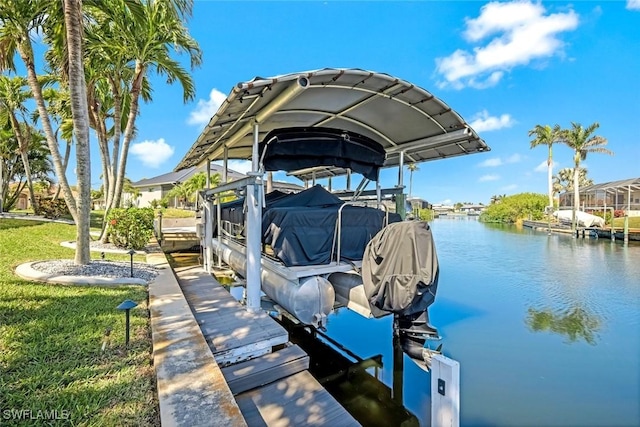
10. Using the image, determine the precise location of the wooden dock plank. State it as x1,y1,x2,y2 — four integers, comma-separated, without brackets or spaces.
221,345,310,395
174,265,289,366
236,371,360,426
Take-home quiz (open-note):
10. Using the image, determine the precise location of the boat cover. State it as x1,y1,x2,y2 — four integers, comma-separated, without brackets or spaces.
264,204,399,266
553,210,605,227
259,127,386,181
215,190,290,235
361,221,439,317
263,185,400,266
214,185,401,266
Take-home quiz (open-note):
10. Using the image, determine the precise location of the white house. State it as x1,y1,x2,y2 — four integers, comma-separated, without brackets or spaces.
129,164,245,208
128,164,304,208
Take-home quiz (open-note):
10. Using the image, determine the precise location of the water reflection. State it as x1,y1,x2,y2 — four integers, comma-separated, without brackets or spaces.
526,306,601,345
282,316,421,427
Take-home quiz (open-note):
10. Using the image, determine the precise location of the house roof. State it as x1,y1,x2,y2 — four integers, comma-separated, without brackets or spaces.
578,177,640,194
132,163,244,187
271,180,305,193
174,68,489,181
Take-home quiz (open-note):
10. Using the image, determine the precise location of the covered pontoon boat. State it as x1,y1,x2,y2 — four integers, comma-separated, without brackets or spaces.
174,68,490,367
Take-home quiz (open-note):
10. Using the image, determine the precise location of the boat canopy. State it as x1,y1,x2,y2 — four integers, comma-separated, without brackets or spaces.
175,68,489,181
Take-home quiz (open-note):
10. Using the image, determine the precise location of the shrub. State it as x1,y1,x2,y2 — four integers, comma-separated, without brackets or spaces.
35,197,70,219
106,207,155,250
480,193,547,223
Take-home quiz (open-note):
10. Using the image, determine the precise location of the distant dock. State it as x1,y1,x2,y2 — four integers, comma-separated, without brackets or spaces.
522,220,640,241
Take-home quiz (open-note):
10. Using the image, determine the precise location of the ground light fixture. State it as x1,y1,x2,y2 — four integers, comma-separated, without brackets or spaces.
127,249,135,277
116,299,138,347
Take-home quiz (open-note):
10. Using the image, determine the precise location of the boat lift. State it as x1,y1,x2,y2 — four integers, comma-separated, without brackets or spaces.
177,68,489,320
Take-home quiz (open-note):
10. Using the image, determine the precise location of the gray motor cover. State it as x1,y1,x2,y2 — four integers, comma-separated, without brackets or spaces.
361,221,439,316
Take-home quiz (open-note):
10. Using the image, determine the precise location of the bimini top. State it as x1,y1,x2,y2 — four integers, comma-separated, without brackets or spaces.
175,68,490,180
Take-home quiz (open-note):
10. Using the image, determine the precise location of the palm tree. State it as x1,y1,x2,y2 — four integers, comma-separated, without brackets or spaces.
407,163,419,198
84,0,201,212
0,0,94,263
0,75,39,212
63,0,92,264
41,86,75,200
0,124,53,211
553,167,593,199
529,124,561,210
559,122,613,233
79,0,201,239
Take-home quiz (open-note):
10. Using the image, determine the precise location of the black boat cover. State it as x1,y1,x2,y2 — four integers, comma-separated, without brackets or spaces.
262,185,400,266
214,185,401,266
263,204,398,266
259,127,386,181
361,221,439,317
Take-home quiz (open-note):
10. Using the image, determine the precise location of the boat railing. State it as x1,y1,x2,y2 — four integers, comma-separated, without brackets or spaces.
331,201,389,264
220,220,245,241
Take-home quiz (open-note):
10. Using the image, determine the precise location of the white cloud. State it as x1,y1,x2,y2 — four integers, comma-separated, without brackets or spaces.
480,153,522,167
479,174,500,182
435,1,579,89
227,160,253,175
469,110,515,132
627,0,640,10
506,154,522,163
479,158,503,167
130,138,175,168
188,88,227,127
437,199,453,206
534,159,559,172
501,184,518,192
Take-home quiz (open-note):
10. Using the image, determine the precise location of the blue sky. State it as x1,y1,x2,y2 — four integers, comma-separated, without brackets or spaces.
102,1,639,204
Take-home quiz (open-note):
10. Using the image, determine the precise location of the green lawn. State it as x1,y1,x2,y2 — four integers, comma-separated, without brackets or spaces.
613,216,640,228
0,219,158,426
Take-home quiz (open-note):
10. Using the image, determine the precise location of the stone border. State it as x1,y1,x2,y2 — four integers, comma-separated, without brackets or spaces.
14,261,147,286
146,240,247,426
60,240,147,255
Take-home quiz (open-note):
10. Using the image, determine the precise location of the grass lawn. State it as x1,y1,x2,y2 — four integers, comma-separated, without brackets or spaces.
0,219,158,426
613,216,640,228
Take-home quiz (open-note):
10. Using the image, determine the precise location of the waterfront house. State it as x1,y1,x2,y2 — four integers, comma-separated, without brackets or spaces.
558,177,640,217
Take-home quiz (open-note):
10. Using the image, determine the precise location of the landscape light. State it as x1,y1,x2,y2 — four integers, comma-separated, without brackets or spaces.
116,299,138,347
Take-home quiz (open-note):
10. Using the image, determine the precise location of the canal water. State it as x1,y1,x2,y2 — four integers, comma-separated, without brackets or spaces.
315,217,640,426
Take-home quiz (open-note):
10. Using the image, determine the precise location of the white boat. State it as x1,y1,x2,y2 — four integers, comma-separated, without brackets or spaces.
553,210,605,227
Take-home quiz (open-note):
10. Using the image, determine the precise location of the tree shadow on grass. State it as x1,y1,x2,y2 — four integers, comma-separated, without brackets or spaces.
0,282,158,426
0,218,47,231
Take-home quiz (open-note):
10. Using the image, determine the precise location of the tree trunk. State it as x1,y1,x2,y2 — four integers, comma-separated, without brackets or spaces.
10,114,38,213
64,0,92,265
547,147,553,208
409,171,414,199
53,139,72,200
113,62,146,209
572,161,580,234
18,35,78,223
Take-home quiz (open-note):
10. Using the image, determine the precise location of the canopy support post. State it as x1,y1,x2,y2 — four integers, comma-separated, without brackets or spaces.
204,159,213,273
246,122,263,313
223,145,229,183
396,151,406,220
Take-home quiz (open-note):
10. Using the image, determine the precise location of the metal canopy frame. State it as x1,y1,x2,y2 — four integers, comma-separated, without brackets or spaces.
175,68,489,180
186,68,491,315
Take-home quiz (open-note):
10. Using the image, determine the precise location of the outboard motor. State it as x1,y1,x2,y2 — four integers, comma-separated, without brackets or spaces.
361,221,441,366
